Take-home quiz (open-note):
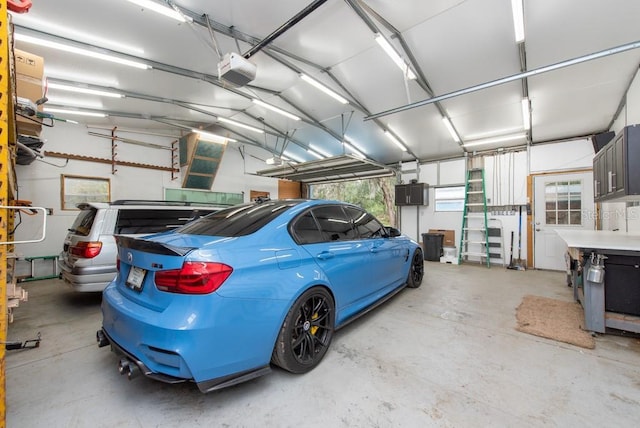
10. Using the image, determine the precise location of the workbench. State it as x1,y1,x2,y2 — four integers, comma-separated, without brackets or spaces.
556,229,640,334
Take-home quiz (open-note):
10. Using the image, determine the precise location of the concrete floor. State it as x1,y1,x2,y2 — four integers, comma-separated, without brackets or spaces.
5,262,640,427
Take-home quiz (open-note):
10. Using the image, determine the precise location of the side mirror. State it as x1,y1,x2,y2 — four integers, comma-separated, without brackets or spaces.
385,227,402,238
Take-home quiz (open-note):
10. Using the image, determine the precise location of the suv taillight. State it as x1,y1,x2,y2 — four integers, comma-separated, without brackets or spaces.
69,241,103,258
155,262,233,295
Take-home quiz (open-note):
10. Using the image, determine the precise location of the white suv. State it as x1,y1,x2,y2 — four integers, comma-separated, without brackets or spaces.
58,200,224,292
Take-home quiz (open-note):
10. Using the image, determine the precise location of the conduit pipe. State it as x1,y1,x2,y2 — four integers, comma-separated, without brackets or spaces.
365,40,640,121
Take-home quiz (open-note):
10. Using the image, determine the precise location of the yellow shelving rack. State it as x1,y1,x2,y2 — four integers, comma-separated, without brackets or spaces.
1,2,17,424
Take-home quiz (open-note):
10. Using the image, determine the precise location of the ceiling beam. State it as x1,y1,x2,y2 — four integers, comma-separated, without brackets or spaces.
364,39,640,121
344,0,462,151
242,0,328,59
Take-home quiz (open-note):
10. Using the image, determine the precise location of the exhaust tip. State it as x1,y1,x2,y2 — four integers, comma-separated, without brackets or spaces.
126,365,137,380
118,358,130,375
96,330,109,347
117,358,139,380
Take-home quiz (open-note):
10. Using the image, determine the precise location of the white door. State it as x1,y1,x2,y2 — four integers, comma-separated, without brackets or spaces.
534,172,594,270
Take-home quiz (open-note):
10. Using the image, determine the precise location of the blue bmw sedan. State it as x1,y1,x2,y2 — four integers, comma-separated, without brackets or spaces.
98,199,424,392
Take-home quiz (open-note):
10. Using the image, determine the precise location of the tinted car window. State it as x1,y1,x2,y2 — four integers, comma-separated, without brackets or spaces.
179,201,298,237
69,207,97,236
115,209,214,234
312,205,355,241
290,211,326,244
343,206,386,239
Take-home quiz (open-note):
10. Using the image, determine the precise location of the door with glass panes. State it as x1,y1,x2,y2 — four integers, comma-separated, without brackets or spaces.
533,172,594,270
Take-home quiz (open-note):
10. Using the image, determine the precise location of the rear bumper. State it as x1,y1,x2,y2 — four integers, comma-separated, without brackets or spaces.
100,283,284,390
98,327,271,393
99,328,188,384
57,260,116,292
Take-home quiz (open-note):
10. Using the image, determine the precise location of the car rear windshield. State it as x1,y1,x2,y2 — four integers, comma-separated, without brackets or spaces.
178,200,299,237
68,207,98,237
115,208,218,234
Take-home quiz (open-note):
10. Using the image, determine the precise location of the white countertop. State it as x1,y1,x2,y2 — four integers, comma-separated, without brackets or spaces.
555,229,640,251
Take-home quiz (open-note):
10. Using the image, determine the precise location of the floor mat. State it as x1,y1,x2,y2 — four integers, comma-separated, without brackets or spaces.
515,295,595,349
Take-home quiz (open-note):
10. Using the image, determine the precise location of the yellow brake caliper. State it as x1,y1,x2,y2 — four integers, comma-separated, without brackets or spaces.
310,312,319,335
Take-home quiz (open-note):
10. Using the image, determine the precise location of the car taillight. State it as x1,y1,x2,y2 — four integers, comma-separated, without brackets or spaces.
69,241,102,258
155,262,233,295
116,257,120,272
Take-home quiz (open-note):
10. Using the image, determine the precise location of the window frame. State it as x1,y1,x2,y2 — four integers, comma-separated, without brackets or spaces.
434,185,466,212
544,179,583,226
61,174,111,211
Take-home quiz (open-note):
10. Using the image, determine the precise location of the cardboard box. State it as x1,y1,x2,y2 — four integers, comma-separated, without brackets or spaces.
428,229,456,247
15,49,44,79
14,49,45,136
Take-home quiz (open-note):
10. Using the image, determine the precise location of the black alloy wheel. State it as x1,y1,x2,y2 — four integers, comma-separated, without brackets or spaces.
272,287,334,374
406,249,424,288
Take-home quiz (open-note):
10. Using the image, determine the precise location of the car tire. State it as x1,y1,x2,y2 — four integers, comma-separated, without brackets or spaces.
271,287,335,374
406,249,424,288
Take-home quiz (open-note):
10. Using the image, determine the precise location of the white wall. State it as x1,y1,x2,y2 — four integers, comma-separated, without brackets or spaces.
398,139,596,262
400,65,640,249
530,139,594,173
215,145,279,199
13,122,281,257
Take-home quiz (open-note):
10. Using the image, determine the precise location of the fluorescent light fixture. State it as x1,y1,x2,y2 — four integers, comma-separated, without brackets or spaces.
43,107,107,117
126,0,192,23
45,96,104,109
191,129,237,144
45,69,119,87
309,144,331,158
521,98,530,130
375,34,417,80
283,150,305,163
48,82,124,98
15,33,151,69
300,74,348,104
511,0,525,43
442,117,461,142
463,133,527,148
218,117,264,134
12,15,145,55
307,148,324,159
384,130,407,151
252,99,301,121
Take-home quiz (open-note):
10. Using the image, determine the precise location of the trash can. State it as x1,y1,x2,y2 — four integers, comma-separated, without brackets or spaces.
422,233,444,261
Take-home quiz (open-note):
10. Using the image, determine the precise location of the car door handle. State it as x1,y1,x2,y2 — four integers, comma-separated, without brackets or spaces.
317,251,334,260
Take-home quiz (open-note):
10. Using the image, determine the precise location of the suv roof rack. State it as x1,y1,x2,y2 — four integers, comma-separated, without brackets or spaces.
111,200,231,207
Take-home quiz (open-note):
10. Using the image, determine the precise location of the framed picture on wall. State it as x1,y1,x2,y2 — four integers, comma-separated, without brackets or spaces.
61,174,111,210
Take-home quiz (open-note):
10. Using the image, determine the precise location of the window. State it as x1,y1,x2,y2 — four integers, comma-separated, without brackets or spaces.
68,207,98,236
312,206,355,241
343,206,385,239
291,211,325,244
179,200,297,237
61,175,110,210
165,188,243,205
434,186,465,212
115,209,219,235
545,180,582,225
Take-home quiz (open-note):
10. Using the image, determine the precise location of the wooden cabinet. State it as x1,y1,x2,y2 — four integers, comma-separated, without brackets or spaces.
395,182,429,206
594,125,640,202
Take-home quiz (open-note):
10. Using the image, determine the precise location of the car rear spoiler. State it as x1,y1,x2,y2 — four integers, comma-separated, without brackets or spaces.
115,235,195,257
